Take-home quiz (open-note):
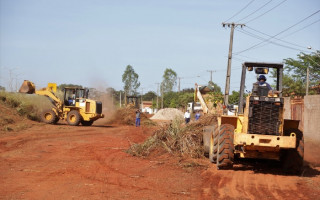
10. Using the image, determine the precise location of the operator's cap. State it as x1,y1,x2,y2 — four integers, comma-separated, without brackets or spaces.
258,75,267,81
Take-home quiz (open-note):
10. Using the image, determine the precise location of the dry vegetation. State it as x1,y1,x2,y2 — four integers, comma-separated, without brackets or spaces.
107,106,156,126
127,114,218,158
0,91,53,132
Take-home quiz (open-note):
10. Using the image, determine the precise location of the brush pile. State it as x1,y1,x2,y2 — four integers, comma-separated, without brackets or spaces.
127,113,218,158
107,107,156,126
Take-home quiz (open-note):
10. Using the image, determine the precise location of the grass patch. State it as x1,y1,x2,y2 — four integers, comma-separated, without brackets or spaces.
0,91,52,121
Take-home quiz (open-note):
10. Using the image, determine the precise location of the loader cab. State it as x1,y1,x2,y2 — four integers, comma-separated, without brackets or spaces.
64,87,89,106
237,62,284,136
238,62,283,115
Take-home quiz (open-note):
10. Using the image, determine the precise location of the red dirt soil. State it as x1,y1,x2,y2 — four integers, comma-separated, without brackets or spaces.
1,120,320,199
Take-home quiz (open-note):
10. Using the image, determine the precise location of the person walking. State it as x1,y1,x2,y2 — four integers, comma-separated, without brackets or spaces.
135,109,141,127
195,111,201,121
184,110,191,124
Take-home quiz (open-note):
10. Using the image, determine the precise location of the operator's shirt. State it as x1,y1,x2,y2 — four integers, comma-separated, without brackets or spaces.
257,81,272,90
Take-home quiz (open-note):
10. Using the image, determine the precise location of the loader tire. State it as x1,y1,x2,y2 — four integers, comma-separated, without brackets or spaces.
203,125,214,156
41,110,58,124
282,128,304,174
216,124,234,169
67,110,81,126
209,125,219,163
81,120,94,126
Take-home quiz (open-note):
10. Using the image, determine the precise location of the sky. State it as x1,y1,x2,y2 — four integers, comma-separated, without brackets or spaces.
1,0,319,94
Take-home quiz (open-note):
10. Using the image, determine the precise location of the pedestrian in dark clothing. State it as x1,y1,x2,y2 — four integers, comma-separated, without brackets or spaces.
195,111,201,121
135,110,141,127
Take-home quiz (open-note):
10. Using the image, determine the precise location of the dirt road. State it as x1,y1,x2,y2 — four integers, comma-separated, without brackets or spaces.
1,123,320,200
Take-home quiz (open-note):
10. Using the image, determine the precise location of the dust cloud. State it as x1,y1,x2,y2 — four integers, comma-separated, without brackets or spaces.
87,78,117,125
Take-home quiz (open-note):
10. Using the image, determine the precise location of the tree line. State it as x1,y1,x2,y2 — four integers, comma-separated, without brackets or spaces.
1,52,318,109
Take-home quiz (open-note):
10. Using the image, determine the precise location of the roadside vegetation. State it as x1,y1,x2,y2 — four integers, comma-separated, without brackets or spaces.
0,91,52,121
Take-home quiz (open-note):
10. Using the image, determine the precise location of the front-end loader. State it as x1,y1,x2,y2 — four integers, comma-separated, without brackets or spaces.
205,62,304,174
19,80,104,126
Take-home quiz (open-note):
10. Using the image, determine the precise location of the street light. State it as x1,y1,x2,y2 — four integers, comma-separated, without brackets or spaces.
304,46,313,95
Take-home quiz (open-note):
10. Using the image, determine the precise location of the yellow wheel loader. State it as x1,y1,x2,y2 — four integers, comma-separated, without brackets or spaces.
19,80,104,126
204,62,303,174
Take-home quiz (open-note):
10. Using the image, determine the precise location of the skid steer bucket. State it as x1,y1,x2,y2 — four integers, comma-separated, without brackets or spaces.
19,80,36,94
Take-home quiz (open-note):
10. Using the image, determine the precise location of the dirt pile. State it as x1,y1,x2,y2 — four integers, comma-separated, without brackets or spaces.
128,114,218,158
107,107,155,126
0,103,34,133
150,108,184,120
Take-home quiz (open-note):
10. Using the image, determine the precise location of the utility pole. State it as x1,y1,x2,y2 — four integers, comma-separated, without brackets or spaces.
161,83,164,109
222,22,245,106
306,66,309,95
207,70,216,83
141,87,144,110
155,83,160,109
119,91,122,108
178,77,183,92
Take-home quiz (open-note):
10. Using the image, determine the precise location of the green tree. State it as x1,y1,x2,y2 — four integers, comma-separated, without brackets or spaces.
0,86,5,91
286,51,320,85
178,92,194,108
271,51,320,96
182,88,194,93
161,68,177,93
143,91,157,101
208,81,222,93
122,65,140,96
58,83,83,90
229,91,240,105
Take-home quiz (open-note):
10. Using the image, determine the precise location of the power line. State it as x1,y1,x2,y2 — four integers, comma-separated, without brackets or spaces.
280,18,320,39
233,10,320,55
233,54,264,61
244,0,287,24
245,26,307,49
224,0,255,22
237,0,273,22
236,27,307,52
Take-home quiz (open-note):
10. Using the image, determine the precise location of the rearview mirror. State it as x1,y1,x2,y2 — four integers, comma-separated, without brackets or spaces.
255,67,269,74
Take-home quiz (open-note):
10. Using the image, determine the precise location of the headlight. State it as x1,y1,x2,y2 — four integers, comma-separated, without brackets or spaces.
254,97,259,100
275,98,280,102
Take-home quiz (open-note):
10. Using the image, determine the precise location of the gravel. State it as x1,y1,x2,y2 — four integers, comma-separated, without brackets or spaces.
150,108,184,120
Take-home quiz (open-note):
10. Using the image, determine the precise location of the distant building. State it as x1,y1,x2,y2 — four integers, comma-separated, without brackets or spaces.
141,101,154,114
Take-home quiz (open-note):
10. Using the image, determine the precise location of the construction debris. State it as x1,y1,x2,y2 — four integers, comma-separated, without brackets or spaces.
128,114,218,158
107,107,155,126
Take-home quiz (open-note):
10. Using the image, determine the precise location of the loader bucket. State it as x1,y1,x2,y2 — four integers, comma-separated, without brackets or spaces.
19,80,36,94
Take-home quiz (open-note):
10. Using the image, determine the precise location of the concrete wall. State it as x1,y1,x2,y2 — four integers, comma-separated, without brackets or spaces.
303,95,320,166
304,95,320,142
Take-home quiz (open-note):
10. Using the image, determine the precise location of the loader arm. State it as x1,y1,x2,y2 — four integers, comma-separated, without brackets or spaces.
19,80,63,113
195,84,209,114
35,90,63,112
